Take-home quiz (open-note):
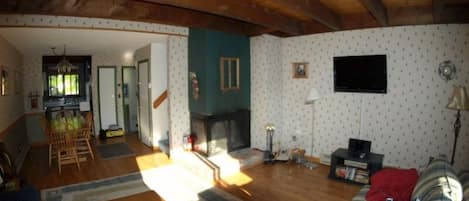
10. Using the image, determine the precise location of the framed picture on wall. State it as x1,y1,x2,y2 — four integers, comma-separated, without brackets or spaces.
292,62,308,79
1,66,8,96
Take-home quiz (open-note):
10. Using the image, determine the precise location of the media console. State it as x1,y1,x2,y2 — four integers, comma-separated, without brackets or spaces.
328,148,384,185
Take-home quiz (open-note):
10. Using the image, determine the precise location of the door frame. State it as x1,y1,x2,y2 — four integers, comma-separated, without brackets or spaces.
97,66,118,131
121,65,136,133
137,59,152,144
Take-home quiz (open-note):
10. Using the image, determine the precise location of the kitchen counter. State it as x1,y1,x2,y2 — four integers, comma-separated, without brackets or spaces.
44,99,82,118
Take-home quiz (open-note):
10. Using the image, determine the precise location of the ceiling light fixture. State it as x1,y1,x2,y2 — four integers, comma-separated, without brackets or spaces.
51,45,77,74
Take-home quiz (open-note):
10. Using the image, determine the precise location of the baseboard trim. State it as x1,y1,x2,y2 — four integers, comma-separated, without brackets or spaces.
305,155,321,164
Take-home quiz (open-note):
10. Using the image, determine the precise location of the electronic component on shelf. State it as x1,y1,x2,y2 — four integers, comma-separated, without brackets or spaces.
344,160,368,169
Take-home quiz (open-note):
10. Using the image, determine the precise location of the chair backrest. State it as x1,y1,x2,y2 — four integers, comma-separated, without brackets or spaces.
80,112,94,139
50,130,78,150
84,112,93,129
39,115,53,140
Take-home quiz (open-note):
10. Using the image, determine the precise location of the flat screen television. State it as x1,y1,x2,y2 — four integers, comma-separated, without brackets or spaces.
333,55,387,93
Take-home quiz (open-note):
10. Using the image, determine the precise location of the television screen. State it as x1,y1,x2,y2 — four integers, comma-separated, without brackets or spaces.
333,55,387,93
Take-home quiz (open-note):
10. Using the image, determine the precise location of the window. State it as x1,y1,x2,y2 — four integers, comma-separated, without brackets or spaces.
48,73,79,96
43,56,91,99
219,57,240,92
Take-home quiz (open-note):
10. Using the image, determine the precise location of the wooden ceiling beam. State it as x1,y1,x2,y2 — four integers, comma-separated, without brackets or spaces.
140,0,302,35
250,0,341,31
344,3,469,30
388,5,433,25
0,0,269,36
301,21,333,35
341,12,380,30
359,0,388,26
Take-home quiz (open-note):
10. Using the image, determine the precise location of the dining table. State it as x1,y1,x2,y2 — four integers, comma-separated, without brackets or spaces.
49,115,88,164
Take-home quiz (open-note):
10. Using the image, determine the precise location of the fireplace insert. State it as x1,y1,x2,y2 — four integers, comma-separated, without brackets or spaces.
190,109,250,156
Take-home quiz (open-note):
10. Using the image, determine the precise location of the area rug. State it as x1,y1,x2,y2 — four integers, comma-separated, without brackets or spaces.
42,165,244,201
42,172,150,201
95,143,135,160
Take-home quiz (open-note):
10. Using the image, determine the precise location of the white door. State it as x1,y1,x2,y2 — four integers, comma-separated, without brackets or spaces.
138,61,152,147
98,67,117,130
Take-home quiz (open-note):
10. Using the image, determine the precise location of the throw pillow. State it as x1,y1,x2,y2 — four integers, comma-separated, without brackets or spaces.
366,168,419,201
412,159,462,201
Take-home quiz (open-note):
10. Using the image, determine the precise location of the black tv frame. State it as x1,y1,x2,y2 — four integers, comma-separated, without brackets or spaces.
333,55,387,94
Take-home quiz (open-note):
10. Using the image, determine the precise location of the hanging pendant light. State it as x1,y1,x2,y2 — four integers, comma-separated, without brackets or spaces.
53,45,76,73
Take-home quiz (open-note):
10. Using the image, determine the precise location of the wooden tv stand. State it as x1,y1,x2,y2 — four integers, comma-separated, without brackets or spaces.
328,148,383,185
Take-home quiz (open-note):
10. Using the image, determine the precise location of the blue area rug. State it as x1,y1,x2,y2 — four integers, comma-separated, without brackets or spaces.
95,143,135,160
42,165,243,201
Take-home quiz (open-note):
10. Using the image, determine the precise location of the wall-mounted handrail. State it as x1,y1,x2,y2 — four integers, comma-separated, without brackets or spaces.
153,90,168,109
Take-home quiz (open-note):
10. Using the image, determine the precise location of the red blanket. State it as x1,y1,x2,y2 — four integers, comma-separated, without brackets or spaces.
366,168,419,201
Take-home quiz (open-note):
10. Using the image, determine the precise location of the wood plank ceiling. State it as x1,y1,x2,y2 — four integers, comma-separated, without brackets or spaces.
1,0,468,37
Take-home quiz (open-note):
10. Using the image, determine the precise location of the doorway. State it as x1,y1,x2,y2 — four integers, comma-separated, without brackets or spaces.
137,60,152,147
98,66,117,130
122,66,138,133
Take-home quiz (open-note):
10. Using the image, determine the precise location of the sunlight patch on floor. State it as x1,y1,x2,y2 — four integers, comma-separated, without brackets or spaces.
209,152,243,178
134,152,172,170
139,164,214,201
134,151,252,201
220,172,253,186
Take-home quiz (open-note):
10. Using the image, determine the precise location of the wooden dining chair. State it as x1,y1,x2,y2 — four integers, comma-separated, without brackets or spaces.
76,112,95,160
50,130,81,174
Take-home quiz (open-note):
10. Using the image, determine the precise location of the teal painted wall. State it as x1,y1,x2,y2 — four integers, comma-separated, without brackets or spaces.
189,28,250,114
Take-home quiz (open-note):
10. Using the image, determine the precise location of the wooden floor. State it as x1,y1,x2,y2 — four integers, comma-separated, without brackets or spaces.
20,133,170,190
218,163,361,201
111,191,163,201
20,134,360,201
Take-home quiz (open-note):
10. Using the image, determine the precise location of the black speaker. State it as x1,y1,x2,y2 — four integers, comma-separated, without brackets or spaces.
348,138,371,158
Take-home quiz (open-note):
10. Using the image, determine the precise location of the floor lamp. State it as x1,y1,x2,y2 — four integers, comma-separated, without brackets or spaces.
305,88,320,156
446,86,469,165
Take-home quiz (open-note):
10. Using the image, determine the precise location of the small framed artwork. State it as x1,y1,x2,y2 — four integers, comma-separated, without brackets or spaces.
292,62,308,79
1,66,8,96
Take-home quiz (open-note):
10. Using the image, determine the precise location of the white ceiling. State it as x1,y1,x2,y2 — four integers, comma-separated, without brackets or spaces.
0,27,167,55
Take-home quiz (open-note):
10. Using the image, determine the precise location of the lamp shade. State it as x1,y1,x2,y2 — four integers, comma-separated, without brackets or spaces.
447,86,469,110
305,88,320,104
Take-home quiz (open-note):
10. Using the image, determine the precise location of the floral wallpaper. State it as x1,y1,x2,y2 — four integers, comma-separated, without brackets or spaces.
0,14,187,36
251,24,469,171
250,35,284,149
168,36,190,152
